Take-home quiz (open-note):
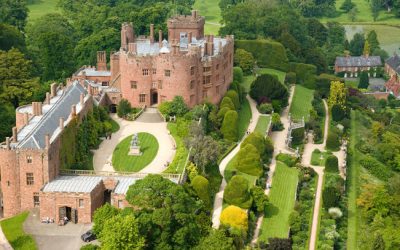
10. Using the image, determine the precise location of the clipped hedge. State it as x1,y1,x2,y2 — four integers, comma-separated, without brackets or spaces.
233,67,244,83
225,90,240,109
326,131,341,151
235,40,289,72
325,155,339,173
291,127,305,145
220,96,235,111
241,132,265,156
276,153,297,168
289,62,317,88
359,155,393,181
315,74,342,98
217,107,230,119
235,144,263,177
224,176,253,209
221,110,238,142
191,175,211,208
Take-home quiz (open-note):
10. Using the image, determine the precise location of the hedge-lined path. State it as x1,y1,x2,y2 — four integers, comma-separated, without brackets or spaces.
93,113,176,174
211,95,260,228
251,85,296,244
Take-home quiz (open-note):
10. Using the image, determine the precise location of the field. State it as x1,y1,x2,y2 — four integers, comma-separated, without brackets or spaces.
311,149,332,166
112,132,159,172
259,162,299,241
237,98,252,140
289,85,315,121
254,115,271,135
257,68,286,84
27,0,60,23
193,0,222,35
1,212,37,250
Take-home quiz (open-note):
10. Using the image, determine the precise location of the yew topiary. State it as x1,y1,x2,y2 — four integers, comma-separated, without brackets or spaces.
225,90,240,109
221,110,238,142
235,144,263,177
220,97,235,111
224,175,253,209
191,175,211,208
220,205,248,232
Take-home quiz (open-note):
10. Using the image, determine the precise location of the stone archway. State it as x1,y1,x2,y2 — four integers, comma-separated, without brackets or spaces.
151,90,158,106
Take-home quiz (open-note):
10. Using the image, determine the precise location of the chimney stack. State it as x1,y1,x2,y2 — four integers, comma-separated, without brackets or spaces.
150,24,154,43
50,83,57,97
24,112,29,126
159,30,163,47
37,102,42,116
71,105,76,117
188,32,192,44
5,137,10,150
80,93,85,105
45,134,50,149
128,43,137,54
45,92,51,104
59,117,64,130
12,127,17,142
192,10,197,20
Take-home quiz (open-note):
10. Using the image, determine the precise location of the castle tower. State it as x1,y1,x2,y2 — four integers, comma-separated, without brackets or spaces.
97,51,107,71
167,10,205,44
121,22,135,51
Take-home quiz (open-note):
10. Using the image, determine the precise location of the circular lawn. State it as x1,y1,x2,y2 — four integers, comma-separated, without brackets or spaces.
112,132,159,172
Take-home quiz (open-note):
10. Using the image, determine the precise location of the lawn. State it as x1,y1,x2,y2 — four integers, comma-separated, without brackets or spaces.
242,75,255,92
224,154,258,185
27,0,60,23
110,118,120,133
259,162,299,241
257,68,286,84
254,115,271,135
1,212,37,250
311,149,332,166
289,85,315,122
163,122,189,174
237,98,252,140
193,0,222,35
112,132,159,172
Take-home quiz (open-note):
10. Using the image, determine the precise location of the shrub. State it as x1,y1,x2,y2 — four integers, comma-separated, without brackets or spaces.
80,244,100,250
117,99,132,118
250,74,288,105
186,162,199,181
191,175,211,208
289,62,317,88
241,132,265,156
291,127,305,145
234,48,255,74
250,186,269,214
271,113,284,131
326,131,341,151
170,96,189,117
285,72,296,85
220,96,235,111
322,186,341,209
220,205,248,232
328,207,343,219
235,144,263,177
359,155,393,181
315,74,342,98
235,40,289,71
271,100,283,114
358,71,369,89
217,107,231,120
264,137,274,159
225,90,240,109
276,153,297,167
325,155,338,173
224,176,253,208
233,67,244,82
221,110,238,142
259,103,273,114
93,203,120,235
158,101,172,116
331,104,346,122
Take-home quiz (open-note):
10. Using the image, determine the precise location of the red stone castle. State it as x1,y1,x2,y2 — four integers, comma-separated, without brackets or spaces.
0,12,234,223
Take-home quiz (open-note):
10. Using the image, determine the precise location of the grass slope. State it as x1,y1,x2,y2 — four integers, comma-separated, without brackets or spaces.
193,0,222,35
224,155,258,185
163,122,189,174
112,132,159,172
289,85,314,121
259,162,299,241
1,212,37,250
258,68,286,84
27,0,60,23
237,97,252,140
254,115,271,135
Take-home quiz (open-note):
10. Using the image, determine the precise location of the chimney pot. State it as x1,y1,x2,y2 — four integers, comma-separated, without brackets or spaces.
59,117,64,130
12,127,17,142
24,112,29,125
150,24,154,43
128,43,137,54
5,137,10,149
38,102,43,116
159,30,163,47
45,92,51,104
188,32,192,44
50,83,57,97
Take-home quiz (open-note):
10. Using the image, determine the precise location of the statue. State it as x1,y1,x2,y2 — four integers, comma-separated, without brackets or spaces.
129,133,142,155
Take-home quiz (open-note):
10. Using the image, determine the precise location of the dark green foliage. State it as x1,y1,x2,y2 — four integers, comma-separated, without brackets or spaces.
291,127,305,145
271,113,284,131
221,110,238,142
322,186,341,209
80,244,100,250
250,186,269,214
158,96,189,117
117,99,132,118
285,72,296,85
235,40,289,72
220,97,235,111
349,33,365,56
0,23,25,51
225,90,240,110
259,103,273,114
0,0,28,31
234,48,254,74
325,155,339,173
332,104,346,122
250,74,288,105
217,107,231,120
358,71,369,89
266,238,292,250
235,144,263,177
93,203,120,236
315,74,342,98
191,175,211,208
223,175,253,209
194,229,235,250
289,62,317,88
233,67,243,83
276,153,297,168
340,0,355,12
326,131,341,151
0,103,15,142
359,155,393,181
241,132,266,156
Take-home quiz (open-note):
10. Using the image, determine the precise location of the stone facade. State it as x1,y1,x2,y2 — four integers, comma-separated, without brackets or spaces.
334,55,382,77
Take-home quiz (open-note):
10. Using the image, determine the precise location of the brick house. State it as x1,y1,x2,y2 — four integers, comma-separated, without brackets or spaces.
334,55,382,77
385,54,400,97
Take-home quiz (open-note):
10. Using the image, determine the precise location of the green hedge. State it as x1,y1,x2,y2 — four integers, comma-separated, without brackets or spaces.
221,110,239,142
224,175,253,209
220,97,235,111
276,153,297,168
359,155,393,181
289,62,317,88
326,131,341,151
225,90,240,109
191,175,211,208
235,40,289,72
325,155,339,173
235,144,263,177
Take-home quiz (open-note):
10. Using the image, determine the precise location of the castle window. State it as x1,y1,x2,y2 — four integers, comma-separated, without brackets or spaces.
139,94,146,103
27,155,32,164
190,66,195,75
158,80,163,89
26,173,34,185
190,80,195,89
142,69,149,76
152,68,157,74
203,76,211,85
202,90,208,98
165,70,171,77
203,67,211,72
152,82,157,89
130,81,137,89
33,192,40,207
79,199,84,208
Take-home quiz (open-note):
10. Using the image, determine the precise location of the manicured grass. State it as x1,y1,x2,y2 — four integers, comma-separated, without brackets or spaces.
254,115,271,135
259,162,299,241
193,0,222,35
242,75,255,92
258,68,286,84
345,79,359,88
0,212,37,250
224,154,258,185
163,122,189,174
311,149,332,166
112,132,159,172
27,0,60,23
237,98,252,140
110,119,120,133
289,85,314,122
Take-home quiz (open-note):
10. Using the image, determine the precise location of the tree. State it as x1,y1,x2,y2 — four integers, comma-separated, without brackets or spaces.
363,40,371,56
117,99,132,118
234,49,254,74
241,132,266,157
0,0,28,31
169,96,189,116
235,144,263,177
326,131,341,151
233,67,243,83
349,33,365,56
358,71,370,89
328,81,347,110
331,104,346,121
0,23,25,51
0,104,14,142
267,238,292,250
325,155,339,173
250,74,288,105
367,30,380,52
348,7,358,22
323,186,341,209
250,186,269,214
194,229,235,250
224,176,253,209
220,205,248,232
371,0,381,21
221,110,238,142
0,48,40,108
220,96,236,111
341,0,355,12
225,90,240,109
100,214,145,250
93,203,120,236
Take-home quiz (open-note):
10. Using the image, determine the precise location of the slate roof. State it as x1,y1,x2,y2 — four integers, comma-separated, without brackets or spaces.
42,176,103,193
335,56,382,67
17,82,87,149
77,68,111,77
386,54,400,74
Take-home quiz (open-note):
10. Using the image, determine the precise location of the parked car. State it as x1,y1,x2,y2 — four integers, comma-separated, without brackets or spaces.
81,230,96,242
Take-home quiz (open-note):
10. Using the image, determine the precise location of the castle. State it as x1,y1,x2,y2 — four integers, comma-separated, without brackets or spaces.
0,12,233,223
